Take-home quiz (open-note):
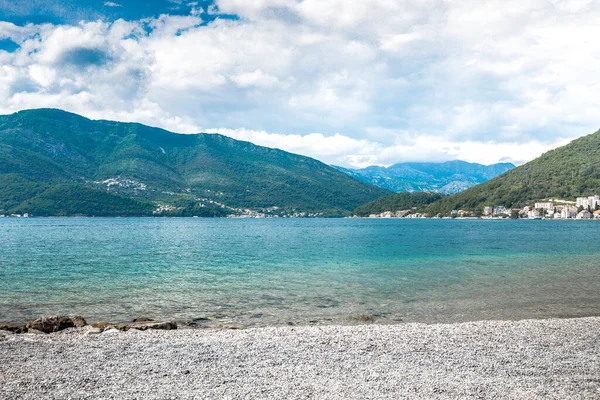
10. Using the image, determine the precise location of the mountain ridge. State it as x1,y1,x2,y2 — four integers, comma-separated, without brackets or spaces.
333,160,515,194
0,108,391,216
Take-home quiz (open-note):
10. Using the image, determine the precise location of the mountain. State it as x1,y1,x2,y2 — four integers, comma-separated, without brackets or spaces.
0,109,390,217
425,129,600,216
334,161,515,194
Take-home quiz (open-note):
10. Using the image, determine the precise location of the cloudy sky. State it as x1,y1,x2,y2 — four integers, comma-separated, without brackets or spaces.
1,0,599,168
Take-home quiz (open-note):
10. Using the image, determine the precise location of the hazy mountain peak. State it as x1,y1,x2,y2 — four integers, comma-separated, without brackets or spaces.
334,161,515,194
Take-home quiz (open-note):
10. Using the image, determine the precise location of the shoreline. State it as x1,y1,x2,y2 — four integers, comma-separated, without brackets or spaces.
2,214,600,220
2,316,599,399
4,310,600,333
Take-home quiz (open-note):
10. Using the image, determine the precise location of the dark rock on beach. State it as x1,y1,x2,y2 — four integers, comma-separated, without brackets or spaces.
71,316,87,328
0,324,27,334
26,316,87,333
91,322,111,330
117,321,177,331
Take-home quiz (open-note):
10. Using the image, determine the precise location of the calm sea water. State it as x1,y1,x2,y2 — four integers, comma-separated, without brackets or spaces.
1,218,600,327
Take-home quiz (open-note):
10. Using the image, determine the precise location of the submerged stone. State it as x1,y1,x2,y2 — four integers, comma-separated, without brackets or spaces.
133,317,154,323
352,314,375,322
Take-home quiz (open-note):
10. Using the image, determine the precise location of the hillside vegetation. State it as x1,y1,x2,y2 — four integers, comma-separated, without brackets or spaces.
354,192,445,216
425,129,600,215
0,109,390,216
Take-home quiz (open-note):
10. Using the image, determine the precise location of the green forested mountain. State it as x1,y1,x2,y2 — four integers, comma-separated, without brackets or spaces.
354,192,445,216
0,109,390,216
425,129,600,216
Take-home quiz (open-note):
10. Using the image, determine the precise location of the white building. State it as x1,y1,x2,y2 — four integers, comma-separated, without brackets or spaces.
527,210,541,219
483,206,493,216
493,206,506,216
576,195,600,210
534,202,554,211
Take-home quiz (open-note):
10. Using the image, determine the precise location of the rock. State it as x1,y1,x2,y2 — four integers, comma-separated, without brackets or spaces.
102,328,120,335
26,316,87,333
117,321,177,331
0,324,27,334
133,317,154,323
352,314,375,322
71,316,87,328
91,322,111,331
207,313,227,320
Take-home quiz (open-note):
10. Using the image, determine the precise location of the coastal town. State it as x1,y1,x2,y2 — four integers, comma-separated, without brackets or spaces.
366,195,600,220
3,192,600,220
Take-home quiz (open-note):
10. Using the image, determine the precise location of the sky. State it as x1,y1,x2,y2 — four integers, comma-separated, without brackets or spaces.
1,0,599,168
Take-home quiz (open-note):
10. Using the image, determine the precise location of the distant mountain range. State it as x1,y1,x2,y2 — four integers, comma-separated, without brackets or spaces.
426,128,600,216
0,109,390,217
333,161,515,194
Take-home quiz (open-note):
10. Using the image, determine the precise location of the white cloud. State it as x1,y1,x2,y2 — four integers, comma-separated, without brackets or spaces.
202,127,570,168
1,1,600,168
231,69,280,88
104,2,122,7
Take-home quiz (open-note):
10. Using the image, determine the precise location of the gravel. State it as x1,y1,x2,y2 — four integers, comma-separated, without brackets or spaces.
1,317,600,399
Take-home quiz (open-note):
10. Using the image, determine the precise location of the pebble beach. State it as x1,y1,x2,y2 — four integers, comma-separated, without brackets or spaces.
2,317,600,399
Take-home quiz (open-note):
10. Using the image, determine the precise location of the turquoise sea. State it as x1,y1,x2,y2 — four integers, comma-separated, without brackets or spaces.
1,218,600,327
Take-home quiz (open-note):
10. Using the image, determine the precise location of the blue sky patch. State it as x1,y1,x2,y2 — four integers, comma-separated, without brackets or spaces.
0,38,20,52
0,0,237,25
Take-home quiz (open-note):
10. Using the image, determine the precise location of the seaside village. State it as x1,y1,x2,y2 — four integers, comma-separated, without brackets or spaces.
481,195,600,220
368,195,600,220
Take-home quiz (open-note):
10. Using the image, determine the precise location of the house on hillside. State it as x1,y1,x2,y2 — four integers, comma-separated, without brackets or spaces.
576,210,592,219
560,207,578,219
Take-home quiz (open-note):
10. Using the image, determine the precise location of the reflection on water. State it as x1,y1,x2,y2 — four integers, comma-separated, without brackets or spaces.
1,218,599,326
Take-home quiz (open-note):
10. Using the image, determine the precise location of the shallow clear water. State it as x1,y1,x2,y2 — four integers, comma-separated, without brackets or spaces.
1,218,600,327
